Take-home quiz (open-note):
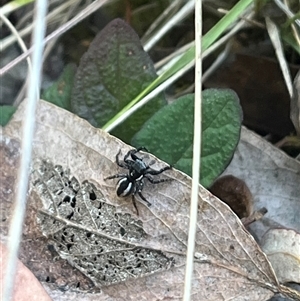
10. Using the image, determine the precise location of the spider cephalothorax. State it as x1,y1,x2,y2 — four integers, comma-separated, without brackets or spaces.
105,147,171,214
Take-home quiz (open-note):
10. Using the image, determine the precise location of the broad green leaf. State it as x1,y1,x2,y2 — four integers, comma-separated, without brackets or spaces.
102,0,253,131
42,64,76,110
0,105,16,126
71,18,166,143
132,89,242,187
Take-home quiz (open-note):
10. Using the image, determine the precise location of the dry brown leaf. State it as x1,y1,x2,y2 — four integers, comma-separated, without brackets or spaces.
222,127,300,241
261,228,300,283
1,99,298,301
210,175,254,219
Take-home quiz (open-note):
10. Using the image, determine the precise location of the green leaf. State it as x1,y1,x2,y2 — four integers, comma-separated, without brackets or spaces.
131,89,243,187
0,105,16,126
71,18,166,143
102,0,253,131
42,64,76,110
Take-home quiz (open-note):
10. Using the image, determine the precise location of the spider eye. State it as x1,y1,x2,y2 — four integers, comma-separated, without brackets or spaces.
116,178,133,197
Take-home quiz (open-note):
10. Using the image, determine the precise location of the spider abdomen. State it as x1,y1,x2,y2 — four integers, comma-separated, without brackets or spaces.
116,178,134,197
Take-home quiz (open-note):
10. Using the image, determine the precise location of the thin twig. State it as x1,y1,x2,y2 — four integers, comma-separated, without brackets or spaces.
266,17,294,98
0,0,113,76
14,0,84,105
0,0,34,16
273,0,300,27
0,10,32,81
2,0,48,299
141,0,183,42
155,8,253,75
183,0,202,300
1,0,78,51
143,0,195,52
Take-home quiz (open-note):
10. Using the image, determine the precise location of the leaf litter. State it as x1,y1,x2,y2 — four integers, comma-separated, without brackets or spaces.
222,127,300,240
2,99,298,300
261,228,300,284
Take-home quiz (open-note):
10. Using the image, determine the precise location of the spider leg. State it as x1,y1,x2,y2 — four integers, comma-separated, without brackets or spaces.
144,165,172,176
135,179,151,207
144,174,172,184
124,147,147,161
123,149,134,161
124,150,137,165
130,147,148,161
115,150,128,168
137,191,152,207
104,173,127,180
123,147,148,164
131,195,139,216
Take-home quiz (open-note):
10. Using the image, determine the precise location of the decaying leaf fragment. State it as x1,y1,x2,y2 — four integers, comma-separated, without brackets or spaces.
32,160,174,287
222,126,300,242
2,99,299,301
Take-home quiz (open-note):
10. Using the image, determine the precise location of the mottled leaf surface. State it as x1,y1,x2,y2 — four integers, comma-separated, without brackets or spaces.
71,18,166,142
1,100,283,301
132,89,242,187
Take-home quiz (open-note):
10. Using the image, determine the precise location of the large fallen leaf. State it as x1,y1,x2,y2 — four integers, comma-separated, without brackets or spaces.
220,126,300,289
2,99,298,301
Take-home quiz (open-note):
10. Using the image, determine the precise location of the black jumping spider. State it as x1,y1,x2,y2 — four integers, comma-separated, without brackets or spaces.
105,147,171,214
